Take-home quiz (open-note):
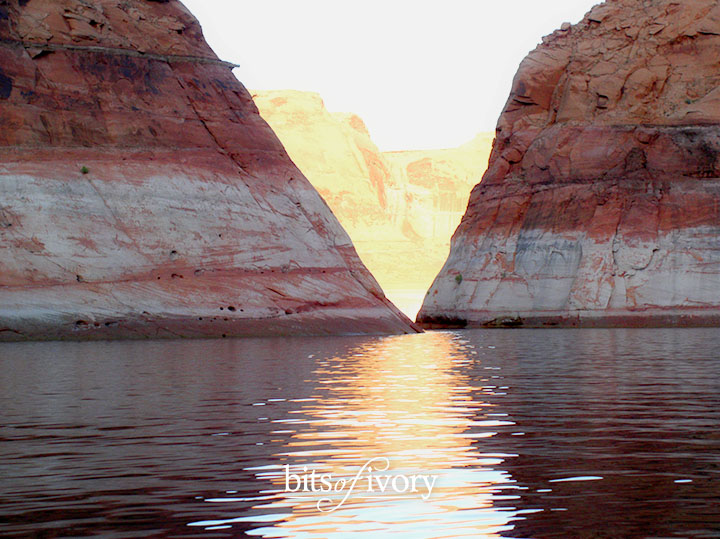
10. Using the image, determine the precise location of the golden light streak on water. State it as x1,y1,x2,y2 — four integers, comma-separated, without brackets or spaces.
242,332,517,538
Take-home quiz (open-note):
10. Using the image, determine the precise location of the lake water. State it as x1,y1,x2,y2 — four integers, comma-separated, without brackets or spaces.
2,329,720,538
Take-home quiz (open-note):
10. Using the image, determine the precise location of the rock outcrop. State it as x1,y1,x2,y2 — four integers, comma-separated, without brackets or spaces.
253,90,492,316
419,0,720,328
0,0,418,340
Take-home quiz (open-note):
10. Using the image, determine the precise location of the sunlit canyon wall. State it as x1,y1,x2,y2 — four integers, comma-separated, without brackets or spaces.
253,90,494,317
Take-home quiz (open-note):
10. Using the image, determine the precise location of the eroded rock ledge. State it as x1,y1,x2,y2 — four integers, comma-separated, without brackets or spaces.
0,0,419,340
419,0,720,328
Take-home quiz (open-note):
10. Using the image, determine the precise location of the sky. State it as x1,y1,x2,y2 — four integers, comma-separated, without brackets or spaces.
181,0,601,151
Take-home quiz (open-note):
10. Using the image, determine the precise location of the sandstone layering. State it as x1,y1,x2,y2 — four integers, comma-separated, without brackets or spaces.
253,90,492,316
420,0,720,328
0,0,419,340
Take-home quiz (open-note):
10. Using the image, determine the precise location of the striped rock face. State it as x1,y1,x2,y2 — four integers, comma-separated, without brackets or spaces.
419,0,720,328
0,0,418,340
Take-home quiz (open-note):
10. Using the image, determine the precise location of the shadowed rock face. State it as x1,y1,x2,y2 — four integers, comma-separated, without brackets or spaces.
0,0,418,340
419,0,720,328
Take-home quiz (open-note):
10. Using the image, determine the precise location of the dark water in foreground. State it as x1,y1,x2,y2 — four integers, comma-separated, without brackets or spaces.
2,329,720,538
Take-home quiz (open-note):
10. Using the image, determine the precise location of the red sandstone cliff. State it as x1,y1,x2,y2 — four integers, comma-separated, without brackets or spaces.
419,0,720,328
0,0,418,340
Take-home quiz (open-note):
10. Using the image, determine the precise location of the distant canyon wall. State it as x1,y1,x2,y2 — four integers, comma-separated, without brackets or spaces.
253,90,493,312
383,138,494,245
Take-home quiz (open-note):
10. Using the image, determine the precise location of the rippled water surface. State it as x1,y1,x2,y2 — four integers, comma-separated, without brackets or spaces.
2,329,720,538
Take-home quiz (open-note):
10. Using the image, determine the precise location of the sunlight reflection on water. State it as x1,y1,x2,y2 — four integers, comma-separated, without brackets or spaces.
206,332,518,537
2,329,720,538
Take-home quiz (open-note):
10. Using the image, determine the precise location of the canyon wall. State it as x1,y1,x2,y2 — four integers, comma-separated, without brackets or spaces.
383,134,494,246
419,0,720,327
253,90,492,316
0,0,419,340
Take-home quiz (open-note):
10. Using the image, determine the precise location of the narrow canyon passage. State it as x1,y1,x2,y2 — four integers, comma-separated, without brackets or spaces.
253,90,495,319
